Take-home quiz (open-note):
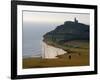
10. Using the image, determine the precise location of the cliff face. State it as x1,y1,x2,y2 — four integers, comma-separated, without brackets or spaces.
42,42,66,59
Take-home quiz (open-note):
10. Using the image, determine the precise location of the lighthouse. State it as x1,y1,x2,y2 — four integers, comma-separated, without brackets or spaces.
74,17,78,23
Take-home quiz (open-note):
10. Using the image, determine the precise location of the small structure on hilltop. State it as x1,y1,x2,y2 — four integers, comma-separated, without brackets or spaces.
74,17,78,23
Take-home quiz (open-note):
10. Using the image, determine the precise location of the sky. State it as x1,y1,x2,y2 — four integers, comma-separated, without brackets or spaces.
23,11,90,25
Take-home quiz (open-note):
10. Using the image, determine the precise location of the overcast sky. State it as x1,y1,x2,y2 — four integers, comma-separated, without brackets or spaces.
23,11,90,25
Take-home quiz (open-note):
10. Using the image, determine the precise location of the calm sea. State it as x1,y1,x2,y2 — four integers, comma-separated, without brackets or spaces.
22,22,60,58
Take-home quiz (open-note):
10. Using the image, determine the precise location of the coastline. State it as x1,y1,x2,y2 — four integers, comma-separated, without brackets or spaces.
23,40,89,69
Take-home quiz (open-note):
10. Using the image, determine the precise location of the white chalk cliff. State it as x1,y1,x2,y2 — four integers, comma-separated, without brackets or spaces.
42,42,67,59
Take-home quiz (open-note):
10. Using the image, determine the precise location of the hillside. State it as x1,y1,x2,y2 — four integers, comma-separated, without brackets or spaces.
43,19,89,50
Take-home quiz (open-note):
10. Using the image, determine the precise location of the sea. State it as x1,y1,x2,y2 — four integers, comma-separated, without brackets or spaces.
22,22,60,58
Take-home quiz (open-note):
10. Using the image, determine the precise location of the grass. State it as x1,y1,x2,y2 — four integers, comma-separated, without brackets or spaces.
23,40,89,69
